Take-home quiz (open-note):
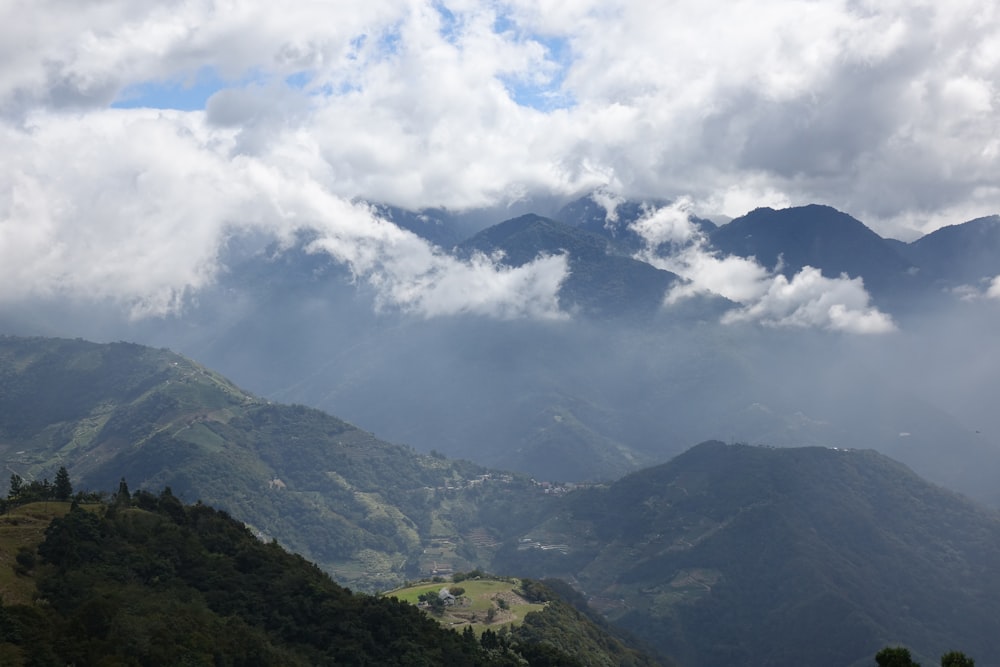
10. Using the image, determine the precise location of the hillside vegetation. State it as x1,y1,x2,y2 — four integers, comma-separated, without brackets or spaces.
495,442,1000,666
390,575,663,667
4,336,1000,666
0,336,553,591
0,496,614,666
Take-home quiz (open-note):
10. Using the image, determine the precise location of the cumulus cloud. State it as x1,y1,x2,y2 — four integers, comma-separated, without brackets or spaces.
720,268,896,334
0,109,568,319
3,2,1000,223
628,196,700,248
2,0,1000,316
629,201,895,334
986,276,1000,299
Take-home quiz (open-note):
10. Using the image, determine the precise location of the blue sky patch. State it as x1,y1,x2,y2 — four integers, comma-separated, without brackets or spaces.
503,34,575,111
434,1,460,44
112,66,229,111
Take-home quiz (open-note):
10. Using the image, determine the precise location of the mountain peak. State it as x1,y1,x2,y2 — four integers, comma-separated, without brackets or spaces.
710,204,916,298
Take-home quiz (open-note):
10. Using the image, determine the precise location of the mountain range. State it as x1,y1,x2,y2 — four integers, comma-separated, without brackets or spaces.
2,336,999,666
495,441,1000,666
2,196,998,508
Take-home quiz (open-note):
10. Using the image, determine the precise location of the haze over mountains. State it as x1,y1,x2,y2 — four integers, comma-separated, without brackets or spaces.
3,335,999,667
3,194,999,505
5,4,1000,665
0,195,1000,503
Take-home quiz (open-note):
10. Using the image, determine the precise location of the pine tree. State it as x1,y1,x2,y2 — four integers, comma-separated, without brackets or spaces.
7,474,22,501
115,477,131,507
54,467,72,501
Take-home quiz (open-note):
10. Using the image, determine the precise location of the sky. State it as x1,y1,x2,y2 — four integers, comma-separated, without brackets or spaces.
2,0,999,327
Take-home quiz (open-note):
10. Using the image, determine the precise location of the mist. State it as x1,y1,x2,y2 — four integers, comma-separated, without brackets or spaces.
3,201,999,508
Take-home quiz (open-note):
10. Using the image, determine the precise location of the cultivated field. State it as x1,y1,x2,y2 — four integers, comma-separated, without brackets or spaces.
387,577,546,634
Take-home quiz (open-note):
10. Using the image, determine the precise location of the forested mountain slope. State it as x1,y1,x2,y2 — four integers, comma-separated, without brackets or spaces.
0,335,552,590
495,442,1000,667
0,496,659,666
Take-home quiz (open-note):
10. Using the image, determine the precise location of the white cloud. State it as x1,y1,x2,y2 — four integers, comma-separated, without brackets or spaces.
720,268,897,334
589,188,625,226
629,201,895,334
986,276,1000,299
628,196,699,248
4,1,1000,224
3,0,1000,317
0,109,568,319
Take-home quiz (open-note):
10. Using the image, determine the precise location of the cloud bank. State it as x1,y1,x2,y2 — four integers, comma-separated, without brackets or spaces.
2,0,999,318
629,199,896,334
0,109,567,319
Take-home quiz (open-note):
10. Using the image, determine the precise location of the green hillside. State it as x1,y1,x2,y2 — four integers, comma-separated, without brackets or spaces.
5,336,1000,667
0,497,604,666
390,575,665,667
0,336,552,591
495,442,1000,667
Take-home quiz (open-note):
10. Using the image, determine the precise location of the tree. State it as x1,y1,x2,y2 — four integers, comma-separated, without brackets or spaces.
941,652,975,667
114,477,131,507
7,475,22,501
54,467,72,501
876,646,920,667
14,546,36,575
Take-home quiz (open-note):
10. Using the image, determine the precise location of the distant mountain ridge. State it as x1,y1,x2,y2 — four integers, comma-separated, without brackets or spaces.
0,335,551,591
549,195,1000,308
3,197,1000,506
707,204,921,304
900,214,1000,287
496,441,1000,667
4,337,1000,666
457,213,691,319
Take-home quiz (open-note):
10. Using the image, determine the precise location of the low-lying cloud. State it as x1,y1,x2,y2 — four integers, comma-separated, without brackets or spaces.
0,109,567,320
988,276,1000,299
3,0,999,321
628,199,896,334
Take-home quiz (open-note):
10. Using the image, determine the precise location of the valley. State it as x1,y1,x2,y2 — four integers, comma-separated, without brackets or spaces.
2,334,999,666
6,3,1000,664
3,198,1000,666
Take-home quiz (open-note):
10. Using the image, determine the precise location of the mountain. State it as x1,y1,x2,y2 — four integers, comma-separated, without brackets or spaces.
457,213,687,319
371,204,467,248
3,198,999,506
554,195,717,253
4,339,1000,665
708,204,920,304
0,498,655,667
0,335,555,591
493,442,1000,667
899,214,1000,289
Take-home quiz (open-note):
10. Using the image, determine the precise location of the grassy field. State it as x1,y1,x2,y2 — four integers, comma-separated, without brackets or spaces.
0,501,78,605
386,578,546,634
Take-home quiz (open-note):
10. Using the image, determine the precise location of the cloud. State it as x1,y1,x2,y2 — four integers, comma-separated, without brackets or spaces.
4,2,1000,227
628,195,700,247
986,276,1000,299
0,109,568,319
3,0,1000,317
629,201,896,334
720,268,897,334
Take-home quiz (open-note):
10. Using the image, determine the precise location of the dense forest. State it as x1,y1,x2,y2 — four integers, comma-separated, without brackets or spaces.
0,489,632,666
